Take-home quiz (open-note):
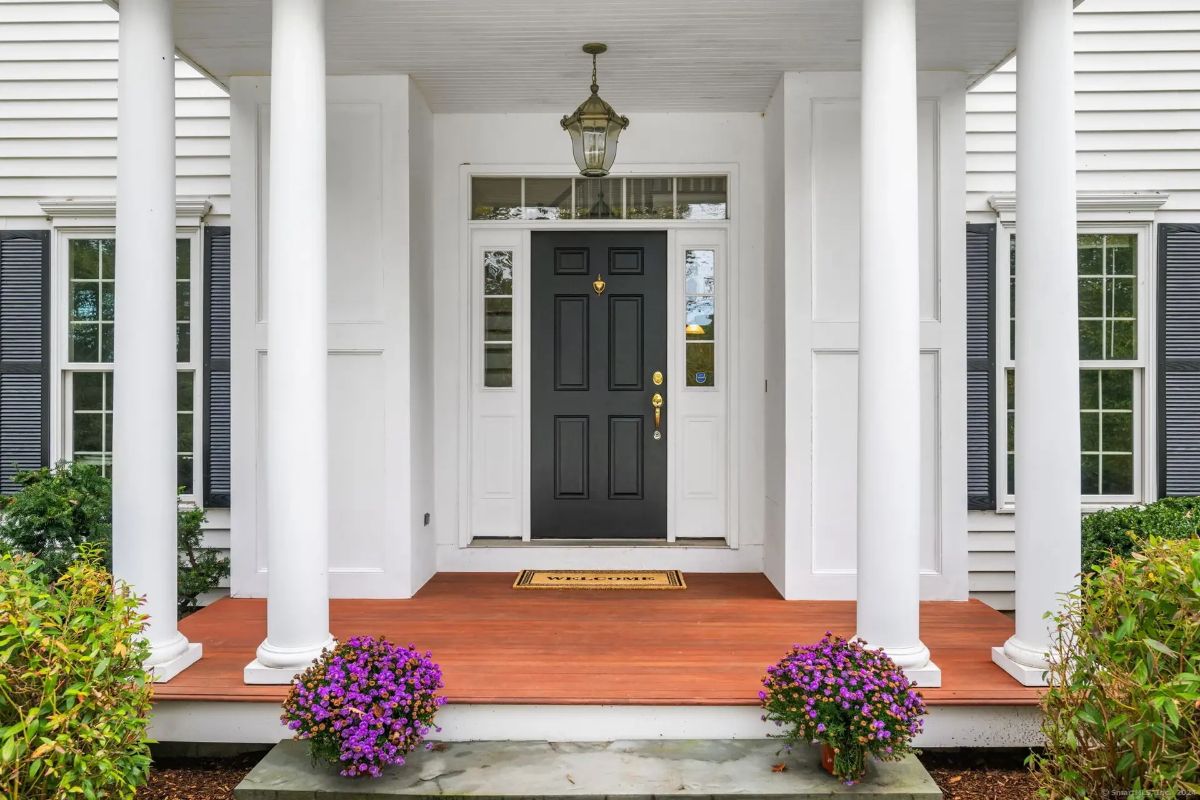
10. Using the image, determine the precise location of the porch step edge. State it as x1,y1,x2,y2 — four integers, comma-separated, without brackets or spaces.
234,739,942,799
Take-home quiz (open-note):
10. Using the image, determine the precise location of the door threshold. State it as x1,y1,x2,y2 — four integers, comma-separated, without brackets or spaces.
468,537,730,549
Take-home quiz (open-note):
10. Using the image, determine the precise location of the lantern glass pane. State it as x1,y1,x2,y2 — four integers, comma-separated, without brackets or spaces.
602,121,623,172
583,127,607,173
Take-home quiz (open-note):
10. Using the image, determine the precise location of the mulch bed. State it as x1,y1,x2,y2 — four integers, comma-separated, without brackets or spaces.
139,748,1040,799
921,749,1039,800
139,753,264,800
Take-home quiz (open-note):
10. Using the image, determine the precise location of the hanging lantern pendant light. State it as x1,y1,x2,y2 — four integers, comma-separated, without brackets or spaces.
561,43,630,178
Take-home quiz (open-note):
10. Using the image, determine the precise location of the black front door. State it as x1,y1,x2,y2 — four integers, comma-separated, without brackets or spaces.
531,231,668,539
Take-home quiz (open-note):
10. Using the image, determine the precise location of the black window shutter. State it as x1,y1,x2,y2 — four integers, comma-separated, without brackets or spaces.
1158,223,1200,497
966,223,997,509
204,226,231,508
0,231,50,494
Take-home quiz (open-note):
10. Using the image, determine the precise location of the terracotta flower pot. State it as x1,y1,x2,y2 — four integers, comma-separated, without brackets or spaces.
820,743,836,775
818,742,867,784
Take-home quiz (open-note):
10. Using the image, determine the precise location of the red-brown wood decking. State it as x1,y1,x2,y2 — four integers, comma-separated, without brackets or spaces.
156,572,1041,707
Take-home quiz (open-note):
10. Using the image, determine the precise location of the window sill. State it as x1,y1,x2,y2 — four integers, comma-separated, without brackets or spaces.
995,498,1147,516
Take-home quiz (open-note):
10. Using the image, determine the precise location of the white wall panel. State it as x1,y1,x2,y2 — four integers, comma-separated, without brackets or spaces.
811,351,857,574
230,76,421,598
327,104,385,324
327,353,388,572
681,418,719,499
811,101,860,324
811,99,941,323
809,350,942,579
771,71,967,600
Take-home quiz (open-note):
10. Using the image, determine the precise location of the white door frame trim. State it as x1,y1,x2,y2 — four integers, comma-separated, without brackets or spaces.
456,163,740,550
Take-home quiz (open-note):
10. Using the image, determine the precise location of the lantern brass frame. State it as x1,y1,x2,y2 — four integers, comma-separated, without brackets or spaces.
560,43,630,178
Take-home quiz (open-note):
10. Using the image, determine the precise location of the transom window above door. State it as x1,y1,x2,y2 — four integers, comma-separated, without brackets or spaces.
471,175,728,221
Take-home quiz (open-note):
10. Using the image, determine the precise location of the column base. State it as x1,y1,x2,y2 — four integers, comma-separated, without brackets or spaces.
992,646,1049,686
902,660,941,688
244,635,335,684
243,658,306,685
148,642,202,683
855,639,942,687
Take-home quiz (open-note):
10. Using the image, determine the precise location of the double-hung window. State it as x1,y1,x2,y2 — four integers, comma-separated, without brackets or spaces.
60,233,201,496
1001,228,1149,504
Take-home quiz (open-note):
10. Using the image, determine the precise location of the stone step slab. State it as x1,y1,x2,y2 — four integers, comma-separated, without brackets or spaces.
234,738,943,799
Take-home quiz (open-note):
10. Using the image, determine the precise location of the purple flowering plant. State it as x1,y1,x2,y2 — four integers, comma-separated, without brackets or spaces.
281,636,446,778
759,632,926,784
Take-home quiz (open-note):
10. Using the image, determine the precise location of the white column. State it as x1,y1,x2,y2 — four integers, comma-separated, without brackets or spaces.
113,0,201,682
992,0,1080,687
244,0,334,684
855,0,940,687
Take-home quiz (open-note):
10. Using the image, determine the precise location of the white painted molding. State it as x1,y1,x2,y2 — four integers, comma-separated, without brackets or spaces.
149,700,1043,747
39,197,213,226
989,191,1169,226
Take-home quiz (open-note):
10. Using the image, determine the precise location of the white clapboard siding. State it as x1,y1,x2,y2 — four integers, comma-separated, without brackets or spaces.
967,1,1200,216
965,1,1200,611
0,0,231,221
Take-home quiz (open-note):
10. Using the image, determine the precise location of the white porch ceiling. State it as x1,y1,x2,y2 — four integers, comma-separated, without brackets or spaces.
170,0,1021,112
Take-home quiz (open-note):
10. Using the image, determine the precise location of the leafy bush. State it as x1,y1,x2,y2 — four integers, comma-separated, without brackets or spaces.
0,546,153,799
760,632,926,784
0,462,229,616
1031,537,1200,797
0,462,111,578
282,636,445,777
176,504,229,616
1082,496,1200,572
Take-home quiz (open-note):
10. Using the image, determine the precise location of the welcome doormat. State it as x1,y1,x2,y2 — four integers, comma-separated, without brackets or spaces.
513,569,687,590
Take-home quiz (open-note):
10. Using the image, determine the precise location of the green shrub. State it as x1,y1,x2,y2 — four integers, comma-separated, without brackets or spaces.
0,463,229,617
0,546,153,799
1081,496,1200,572
1031,537,1200,797
0,462,112,578
177,504,229,616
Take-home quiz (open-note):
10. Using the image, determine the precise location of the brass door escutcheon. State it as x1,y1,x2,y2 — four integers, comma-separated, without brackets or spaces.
652,370,663,386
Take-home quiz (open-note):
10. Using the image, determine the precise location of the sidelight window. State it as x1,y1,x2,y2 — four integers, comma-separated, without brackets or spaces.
482,250,514,387
684,249,716,388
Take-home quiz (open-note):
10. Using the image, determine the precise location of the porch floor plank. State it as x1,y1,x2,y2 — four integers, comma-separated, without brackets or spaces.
157,572,1041,706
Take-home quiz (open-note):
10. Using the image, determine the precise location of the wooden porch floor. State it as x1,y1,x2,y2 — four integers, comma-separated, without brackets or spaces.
157,573,1041,707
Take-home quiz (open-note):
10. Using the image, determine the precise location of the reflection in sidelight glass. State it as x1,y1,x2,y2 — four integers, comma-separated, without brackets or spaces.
684,250,716,387
483,250,514,387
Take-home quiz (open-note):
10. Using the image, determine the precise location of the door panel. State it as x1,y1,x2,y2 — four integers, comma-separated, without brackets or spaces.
531,231,667,538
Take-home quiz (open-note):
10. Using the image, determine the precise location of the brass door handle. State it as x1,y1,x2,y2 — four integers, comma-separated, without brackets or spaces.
651,392,663,434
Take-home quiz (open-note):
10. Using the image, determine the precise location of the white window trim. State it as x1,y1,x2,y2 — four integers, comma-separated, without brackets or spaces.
993,220,1156,513
48,224,207,504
